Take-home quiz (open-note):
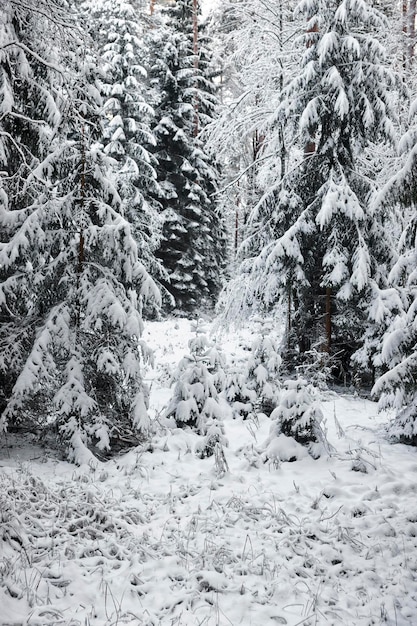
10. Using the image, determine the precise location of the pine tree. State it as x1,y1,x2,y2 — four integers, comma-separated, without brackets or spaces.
149,0,226,312
0,0,66,420
224,318,282,418
221,0,398,379
262,378,326,461
164,320,227,456
371,99,417,444
372,292,417,445
79,0,164,295
0,1,159,462
225,363,257,420
245,318,282,415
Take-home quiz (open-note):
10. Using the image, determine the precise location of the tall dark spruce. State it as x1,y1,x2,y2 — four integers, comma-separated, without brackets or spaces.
149,0,227,312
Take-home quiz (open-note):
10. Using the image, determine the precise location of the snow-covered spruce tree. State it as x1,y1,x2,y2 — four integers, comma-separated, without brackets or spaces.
79,0,165,296
148,0,227,312
164,320,227,456
371,100,417,445
0,3,159,462
225,318,281,418
245,318,282,415
0,0,67,421
372,297,417,445
262,378,326,462
221,0,398,380
224,361,257,420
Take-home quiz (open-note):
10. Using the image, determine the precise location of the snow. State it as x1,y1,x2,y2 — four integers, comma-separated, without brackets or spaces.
318,32,340,65
1,318,417,625
262,432,310,463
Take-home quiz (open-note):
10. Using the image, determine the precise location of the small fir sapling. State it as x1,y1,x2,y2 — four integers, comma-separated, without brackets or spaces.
164,320,227,456
262,378,326,462
246,318,282,415
225,360,257,420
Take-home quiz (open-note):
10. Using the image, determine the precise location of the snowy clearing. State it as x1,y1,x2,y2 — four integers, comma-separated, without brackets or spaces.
1,318,417,626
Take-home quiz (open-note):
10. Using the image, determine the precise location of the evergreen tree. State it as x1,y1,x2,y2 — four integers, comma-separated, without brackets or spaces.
225,362,257,420
263,378,326,461
0,1,159,462
221,0,398,379
0,0,66,420
245,318,282,415
372,290,417,445
372,100,417,445
225,318,282,418
79,0,165,295
164,320,227,456
149,0,226,312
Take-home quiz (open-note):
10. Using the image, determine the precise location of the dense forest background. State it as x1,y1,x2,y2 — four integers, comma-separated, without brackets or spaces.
2,0,417,461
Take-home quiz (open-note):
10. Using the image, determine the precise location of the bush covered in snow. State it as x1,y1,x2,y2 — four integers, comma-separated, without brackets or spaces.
164,320,227,456
231,318,281,417
262,378,326,462
224,360,257,420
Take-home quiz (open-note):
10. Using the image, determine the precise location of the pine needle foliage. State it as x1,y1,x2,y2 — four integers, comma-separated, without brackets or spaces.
0,0,159,462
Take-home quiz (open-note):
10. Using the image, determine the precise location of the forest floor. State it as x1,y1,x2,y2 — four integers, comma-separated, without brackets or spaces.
1,318,417,625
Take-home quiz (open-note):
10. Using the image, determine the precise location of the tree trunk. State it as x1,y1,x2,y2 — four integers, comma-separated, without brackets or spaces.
325,287,331,353
193,0,199,136
287,288,292,351
404,0,409,70
409,0,416,65
76,125,86,329
234,199,239,254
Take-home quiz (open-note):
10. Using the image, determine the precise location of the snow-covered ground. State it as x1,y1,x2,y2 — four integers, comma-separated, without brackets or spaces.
1,318,417,625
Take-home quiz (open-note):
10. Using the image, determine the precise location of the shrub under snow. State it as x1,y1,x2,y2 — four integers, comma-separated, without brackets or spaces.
164,320,227,456
225,318,282,419
262,378,326,462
